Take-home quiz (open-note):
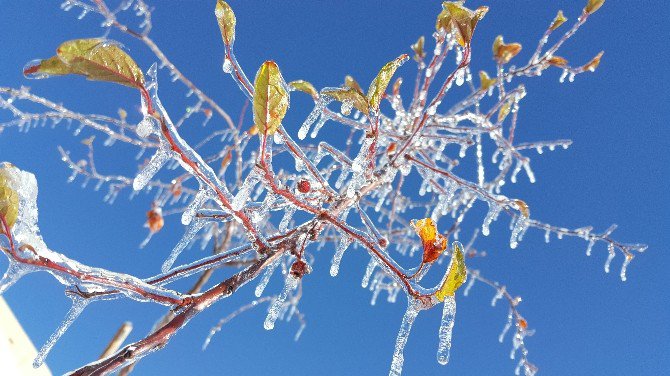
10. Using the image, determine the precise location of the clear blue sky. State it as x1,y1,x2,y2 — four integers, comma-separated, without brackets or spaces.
0,1,668,375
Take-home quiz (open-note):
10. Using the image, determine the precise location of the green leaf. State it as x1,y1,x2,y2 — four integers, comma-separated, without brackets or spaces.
24,39,145,89
322,87,369,116
366,54,409,112
215,0,236,46
289,80,318,99
435,241,467,301
253,61,289,136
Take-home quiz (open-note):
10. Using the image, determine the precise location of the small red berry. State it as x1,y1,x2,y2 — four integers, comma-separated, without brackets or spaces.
297,180,311,193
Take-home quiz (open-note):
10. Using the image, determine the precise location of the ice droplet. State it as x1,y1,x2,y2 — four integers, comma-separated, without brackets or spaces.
264,274,299,330
222,57,233,73
436,296,456,365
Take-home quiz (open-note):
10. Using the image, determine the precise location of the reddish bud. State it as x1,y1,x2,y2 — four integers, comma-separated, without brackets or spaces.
297,180,311,193
290,259,311,278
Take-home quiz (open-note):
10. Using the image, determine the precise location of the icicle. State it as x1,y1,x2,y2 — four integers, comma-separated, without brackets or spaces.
586,239,595,256
161,219,207,273
620,254,632,281
389,299,421,376
232,171,260,210
604,243,615,273
491,286,505,307
33,297,89,368
436,296,456,365
499,311,513,343
361,258,377,288
133,150,171,191
544,229,551,243
294,322,306,341
264,274,299,330
330,236,353,277
182,189,211,225
222,57,233,73
481,203,502,236
298,97,331,140
255,257,281,297
509,216,528,250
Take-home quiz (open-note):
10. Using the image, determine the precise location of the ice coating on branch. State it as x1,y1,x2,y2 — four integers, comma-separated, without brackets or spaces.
33,297,89,368
389,299,420,376
436,296,456,365
255,257,281,297
233,170,260,211
264,274,299,330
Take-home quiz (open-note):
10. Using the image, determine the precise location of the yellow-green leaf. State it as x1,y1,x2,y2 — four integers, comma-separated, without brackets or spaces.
322,87,369,116
493,35,522,64
252,61,289,136
550,10,567,30
57,39,145,89
585,0,605,14
24,39,145,89
23,56,72,78
344,75,364,96
435,241,467,301
479,70,496,91
215,0,236,46
411,36,426,62
442,2,488,47
498,100,512,123
289,80,318,99
367,54,409,112
0,165,19,234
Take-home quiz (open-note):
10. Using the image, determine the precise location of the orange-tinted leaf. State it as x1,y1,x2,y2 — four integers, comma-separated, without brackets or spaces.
514,199,530,217
412,218,448,264
585,0,605,14
582,51,604,72
146,206,164,233
252,61,289,136
547,56,568,67
493,35,522,64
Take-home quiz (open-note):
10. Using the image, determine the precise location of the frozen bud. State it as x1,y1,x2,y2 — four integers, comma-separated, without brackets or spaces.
146,205,164,233
290,259,311,278
297,180,311,193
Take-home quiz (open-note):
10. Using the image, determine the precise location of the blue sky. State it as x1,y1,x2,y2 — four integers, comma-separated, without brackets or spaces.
0,1,668,375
